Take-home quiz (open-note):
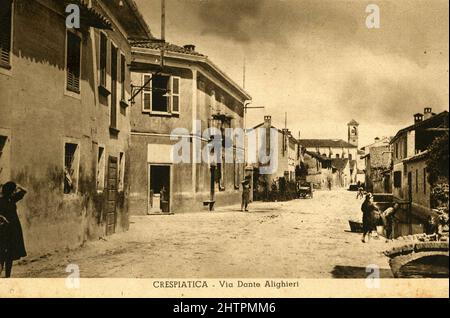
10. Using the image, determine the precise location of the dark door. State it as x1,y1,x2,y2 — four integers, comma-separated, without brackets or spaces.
106,156,118,235
149,165,170,213
407,172,412,202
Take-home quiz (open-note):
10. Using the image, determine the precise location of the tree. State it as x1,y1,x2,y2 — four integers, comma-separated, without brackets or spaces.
427,132,449,185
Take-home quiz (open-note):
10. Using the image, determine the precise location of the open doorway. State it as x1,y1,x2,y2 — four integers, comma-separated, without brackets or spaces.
148,165,171,214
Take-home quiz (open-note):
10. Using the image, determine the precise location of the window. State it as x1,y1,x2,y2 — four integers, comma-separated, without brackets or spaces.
349,154,353,161
393,171,402,188
403,138,407,158
141,73,181,114
110,43,118,128
66,31,81,93
0,0,12,69
0,134,11,186
423,168,427,194
171,76,180,114
415,169,418,193
142,74,152,112
118,152,125,191
64,143,80,194
120,53,126,101
336,154,340,158
152,74,170,113
99,32,107,87
96,146,106,191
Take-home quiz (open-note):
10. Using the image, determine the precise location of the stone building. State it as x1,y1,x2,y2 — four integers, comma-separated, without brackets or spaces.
361,137,392,193
0,0,152,256
390,108,449,226
128,41,251,214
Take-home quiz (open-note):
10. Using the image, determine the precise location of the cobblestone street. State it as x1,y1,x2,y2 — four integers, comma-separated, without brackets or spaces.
13,190,393,278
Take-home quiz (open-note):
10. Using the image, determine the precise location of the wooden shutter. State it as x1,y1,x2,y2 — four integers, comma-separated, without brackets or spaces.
99,33,107,86
120,54,126,100
171,76,180,114
66,32,81,93
0,0,12,68
142,74,152,112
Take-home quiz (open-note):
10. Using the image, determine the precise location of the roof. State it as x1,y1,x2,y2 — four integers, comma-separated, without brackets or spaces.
131,40,205,57
251,123,298,142
298,139,357,149
361,137,392,151
347,119,359,126
131,41,251,101
404,150,430,163
92,0,153,40
391,111,449,144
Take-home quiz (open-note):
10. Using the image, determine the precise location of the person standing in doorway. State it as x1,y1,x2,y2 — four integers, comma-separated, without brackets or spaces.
0,182,27,278
241,175,251,212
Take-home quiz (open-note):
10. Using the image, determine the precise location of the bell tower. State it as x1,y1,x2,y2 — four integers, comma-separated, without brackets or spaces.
347,119,359,147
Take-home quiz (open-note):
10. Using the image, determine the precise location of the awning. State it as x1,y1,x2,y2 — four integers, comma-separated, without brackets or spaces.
65,0,113,30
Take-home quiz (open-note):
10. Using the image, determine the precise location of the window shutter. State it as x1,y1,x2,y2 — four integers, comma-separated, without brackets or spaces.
99,33,107,86
0,0,12,68
142,74,152,112
171,76,180,114
66,32,81,93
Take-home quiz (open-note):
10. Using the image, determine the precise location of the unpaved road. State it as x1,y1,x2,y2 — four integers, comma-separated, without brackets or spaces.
13,189,393,278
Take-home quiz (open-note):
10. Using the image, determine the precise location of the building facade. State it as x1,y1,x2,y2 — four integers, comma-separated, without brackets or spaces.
361,137,392,193
390,108,449,224
0,0,152,256
128,41,251,214
250,116,300,184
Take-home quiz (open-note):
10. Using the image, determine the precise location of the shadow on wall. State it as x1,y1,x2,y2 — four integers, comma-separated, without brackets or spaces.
331,265,393,278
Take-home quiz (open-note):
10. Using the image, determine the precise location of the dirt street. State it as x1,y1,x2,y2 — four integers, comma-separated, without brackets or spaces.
13,189,394,278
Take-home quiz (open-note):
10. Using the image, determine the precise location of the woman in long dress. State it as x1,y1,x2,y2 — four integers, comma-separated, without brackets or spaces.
0,182,27,278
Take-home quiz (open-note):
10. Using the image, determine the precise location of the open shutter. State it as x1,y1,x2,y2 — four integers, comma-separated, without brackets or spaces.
142,74,152,113
171,76,180,114
66,32,81,93
0,0,12,68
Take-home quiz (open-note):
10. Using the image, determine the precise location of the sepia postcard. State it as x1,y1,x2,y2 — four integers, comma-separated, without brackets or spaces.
0,0,448,300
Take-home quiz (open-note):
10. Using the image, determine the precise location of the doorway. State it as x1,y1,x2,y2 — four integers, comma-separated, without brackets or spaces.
148,165,171,214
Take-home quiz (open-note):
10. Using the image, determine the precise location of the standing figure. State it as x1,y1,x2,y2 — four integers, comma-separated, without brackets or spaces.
241,175,251,212
356,181,365,199
0,182,27,278
361,193,379,243
381,203,399,241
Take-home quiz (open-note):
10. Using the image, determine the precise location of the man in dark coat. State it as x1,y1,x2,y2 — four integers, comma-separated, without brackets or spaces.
0,182,27,278
361,193,379,243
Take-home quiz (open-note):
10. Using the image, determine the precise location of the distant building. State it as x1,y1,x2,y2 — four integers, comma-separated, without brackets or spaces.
250,116,300,184
298,120,361,188
390,108,449,236
360,137,392,193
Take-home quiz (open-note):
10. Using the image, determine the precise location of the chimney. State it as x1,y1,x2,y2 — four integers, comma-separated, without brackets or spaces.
183,44,196,52
414,113,424,124
423,107,433,120
264,115,272,129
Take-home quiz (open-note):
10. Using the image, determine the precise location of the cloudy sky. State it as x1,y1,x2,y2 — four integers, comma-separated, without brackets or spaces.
134,0,449,147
